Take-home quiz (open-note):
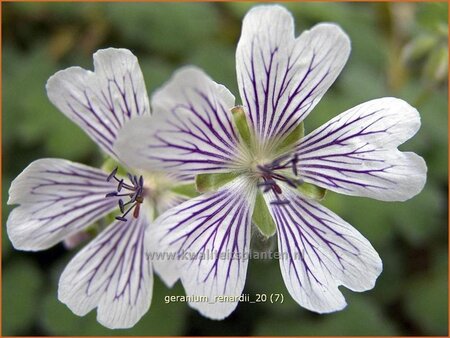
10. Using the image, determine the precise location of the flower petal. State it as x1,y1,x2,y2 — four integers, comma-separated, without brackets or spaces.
46,48,150,161
295,98,427,201
115,66,244,175
263,185,382,313
7,158,118,251
149,177,256,319
58,215,152,329
236,5,350,147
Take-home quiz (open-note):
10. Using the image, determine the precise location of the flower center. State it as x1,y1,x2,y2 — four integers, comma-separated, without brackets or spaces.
254,153,303,205
105,167,146,222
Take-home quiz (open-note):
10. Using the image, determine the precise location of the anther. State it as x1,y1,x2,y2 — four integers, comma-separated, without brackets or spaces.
107,167,118,182
271,199,290,206
117,179,124,192
118,199,125,213
292,154,298,176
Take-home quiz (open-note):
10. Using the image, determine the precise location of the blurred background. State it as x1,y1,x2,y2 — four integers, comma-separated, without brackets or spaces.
2,2,448,336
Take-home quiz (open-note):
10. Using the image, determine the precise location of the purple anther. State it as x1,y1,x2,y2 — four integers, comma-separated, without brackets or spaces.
271,199,290,206
118,199,125,213
117,179,124,192
107,167,118,182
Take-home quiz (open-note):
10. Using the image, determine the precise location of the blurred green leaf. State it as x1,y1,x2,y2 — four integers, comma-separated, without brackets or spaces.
417,2,448,31
2,259,44,335
139,57,174,94
187,41,238,95
404,252,448,335
247,256,303,315
4,47,94,160
2,176,13,258
106,3,219,56
423,44,448,84
392,183,444,246
323,193,395,247
254,295,400,335
402,34,438,62
371,245,405,304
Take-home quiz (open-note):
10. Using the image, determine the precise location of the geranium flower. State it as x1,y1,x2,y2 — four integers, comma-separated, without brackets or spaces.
116,5,427,320
6,48,192,328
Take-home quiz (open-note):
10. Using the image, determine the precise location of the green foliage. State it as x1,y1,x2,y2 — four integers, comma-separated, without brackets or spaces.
106,3,219,56
254,295,401,335
404,252,448,335
2,259,44,335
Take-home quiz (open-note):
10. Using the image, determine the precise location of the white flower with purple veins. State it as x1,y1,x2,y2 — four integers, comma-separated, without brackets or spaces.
116,5,427,320
6,48,192,328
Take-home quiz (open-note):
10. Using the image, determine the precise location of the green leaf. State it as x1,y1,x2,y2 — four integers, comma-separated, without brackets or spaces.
2,175,13,258
404,254,448,335
402,34,438,62
3,259,44,335
231,105,252,149
195,172,240,193
392,182,443,246
298,182,327,201
187,41,238,96
423,45,448,84
170,183,200,198
252,191,277,237
274,122,304,154
106,3,219,56
254,295,400,335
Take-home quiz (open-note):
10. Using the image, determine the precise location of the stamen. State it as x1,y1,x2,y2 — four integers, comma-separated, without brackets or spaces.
106,167,118,182
271,199,290,206
118,199,125,213
117,179,124,192
292,154,298,176
105,167,145,222
257,154,303,206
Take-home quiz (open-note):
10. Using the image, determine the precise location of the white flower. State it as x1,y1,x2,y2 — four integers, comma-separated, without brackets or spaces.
115,5,427,320
6,48,191,329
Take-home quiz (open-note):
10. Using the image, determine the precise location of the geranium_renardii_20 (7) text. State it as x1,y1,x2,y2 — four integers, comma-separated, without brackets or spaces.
115,5,427,320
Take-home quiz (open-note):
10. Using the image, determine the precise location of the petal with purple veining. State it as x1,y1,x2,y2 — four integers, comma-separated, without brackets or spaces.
46,48,150,161
115,67,245,175
58,215,152,329
7,158,118,251
294,98,427,201
263,184,382,313
236,5,350,148
149,176,256,319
